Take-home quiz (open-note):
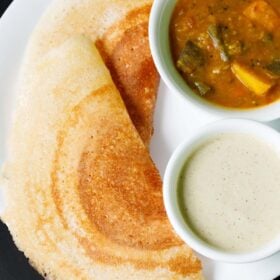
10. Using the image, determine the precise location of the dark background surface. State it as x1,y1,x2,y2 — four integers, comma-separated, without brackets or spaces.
0,0,12,18
0,1,280,280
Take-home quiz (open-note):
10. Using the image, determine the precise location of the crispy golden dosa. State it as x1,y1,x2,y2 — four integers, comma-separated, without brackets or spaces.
23,0,158,146
1,36,202,280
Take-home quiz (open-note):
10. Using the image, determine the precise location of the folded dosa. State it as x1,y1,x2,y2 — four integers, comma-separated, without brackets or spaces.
23,0,159,146
1,36,202,279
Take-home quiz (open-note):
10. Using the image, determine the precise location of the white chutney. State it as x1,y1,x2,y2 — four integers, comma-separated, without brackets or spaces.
179,133,280,253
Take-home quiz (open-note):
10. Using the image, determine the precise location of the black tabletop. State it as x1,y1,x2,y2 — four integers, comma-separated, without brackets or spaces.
0,0,12,18
0,1,280,280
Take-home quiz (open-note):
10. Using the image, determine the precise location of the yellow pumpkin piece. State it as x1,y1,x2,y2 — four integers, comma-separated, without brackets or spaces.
231,62,274,96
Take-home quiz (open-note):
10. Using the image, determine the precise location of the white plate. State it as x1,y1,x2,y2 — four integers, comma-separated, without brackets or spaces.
0,1,279,279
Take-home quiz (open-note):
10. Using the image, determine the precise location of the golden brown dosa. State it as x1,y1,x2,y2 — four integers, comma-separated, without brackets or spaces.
1,36,202,279
23,0,159,146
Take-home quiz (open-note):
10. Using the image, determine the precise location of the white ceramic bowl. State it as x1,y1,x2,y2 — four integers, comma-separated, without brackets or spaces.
163,119,280,263
149,0,280,121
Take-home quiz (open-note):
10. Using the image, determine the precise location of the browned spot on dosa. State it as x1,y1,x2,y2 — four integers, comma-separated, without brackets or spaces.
49,84,180,252
48,84,200,275
78,124,181,251
96,5,159,146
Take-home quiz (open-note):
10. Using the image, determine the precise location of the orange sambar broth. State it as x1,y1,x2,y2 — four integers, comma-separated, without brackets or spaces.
170,0,280,108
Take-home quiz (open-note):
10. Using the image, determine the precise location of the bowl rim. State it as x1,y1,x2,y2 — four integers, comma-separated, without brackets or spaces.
163,118,280,263
149,0,280,122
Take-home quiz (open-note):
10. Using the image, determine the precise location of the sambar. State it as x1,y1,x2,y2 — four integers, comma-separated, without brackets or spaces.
170,0,280,108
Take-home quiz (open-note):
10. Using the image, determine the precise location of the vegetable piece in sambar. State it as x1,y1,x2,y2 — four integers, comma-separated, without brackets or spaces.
267,59,280,76
207,24,230,62
243,1,279,31
177,41,205,74
231,62,274,96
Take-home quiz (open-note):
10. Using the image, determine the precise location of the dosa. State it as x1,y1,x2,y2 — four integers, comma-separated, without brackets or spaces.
0,36,202,279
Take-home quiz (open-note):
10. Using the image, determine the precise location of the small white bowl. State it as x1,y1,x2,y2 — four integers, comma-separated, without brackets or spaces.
163,119,280,263
149,0,280,121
